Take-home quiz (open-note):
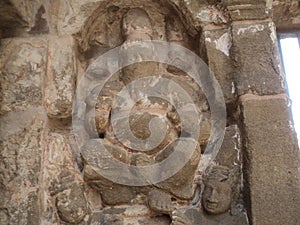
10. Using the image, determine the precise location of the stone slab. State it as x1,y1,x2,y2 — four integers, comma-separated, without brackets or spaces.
231,22,285,96
239,94,300,225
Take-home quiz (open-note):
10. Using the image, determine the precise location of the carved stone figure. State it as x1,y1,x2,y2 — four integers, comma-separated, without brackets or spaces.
80,7,202,220
171,166,248,225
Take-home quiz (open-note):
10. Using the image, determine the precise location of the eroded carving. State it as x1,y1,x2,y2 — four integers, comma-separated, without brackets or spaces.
172,165,248,225
80,7,203,222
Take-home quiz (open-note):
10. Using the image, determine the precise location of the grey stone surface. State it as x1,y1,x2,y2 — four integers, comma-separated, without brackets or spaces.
231,21,285,96
239,94,300,225
215,125,240,168
202,28,235,104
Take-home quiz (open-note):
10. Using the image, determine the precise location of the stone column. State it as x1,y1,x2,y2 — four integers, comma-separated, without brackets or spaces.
226,1,300,224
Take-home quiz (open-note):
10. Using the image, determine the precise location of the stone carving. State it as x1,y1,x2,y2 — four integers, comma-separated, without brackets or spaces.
80,7,202,222
171,165,248,225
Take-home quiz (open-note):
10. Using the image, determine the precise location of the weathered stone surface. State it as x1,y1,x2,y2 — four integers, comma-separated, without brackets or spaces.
40,130,87,224
273,0,300,31
154,139,201,200
28,5,50,35
224,0,272,21
81,139,135,205
0,0,48,38
0,116,44,225
231,21,285,96
56,184,88,224
215,125,240,168
147,189,174,214
239,94,300,225
0,38,47,116
89,205,171,225
0,36,46,220
0,1,27,38
2,0,300,224
172,165,248,225
55,0,229,39
0,38,47,224
202,28,235,104
44,36,77,119
166,0,229,33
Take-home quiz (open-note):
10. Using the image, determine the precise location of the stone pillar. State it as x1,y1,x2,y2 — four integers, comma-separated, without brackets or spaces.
226,1,300,224
239,94,300,225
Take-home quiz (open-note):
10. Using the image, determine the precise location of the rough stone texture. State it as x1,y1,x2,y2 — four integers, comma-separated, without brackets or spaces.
231,21,285,96
41,131,89,224
79,6,204,220
0,38,47,116
215,125,240,168
88,206,171,225
0,0,49,38
0,116,44,225
56,184,88,224
273,0,300,31
224,0,272,21
239,94,300,225
202,28,235,104
172,165,248,225
1,1,300,224
0,37,47,224
44,36,77,119
0,1,28,38
51,0,229,39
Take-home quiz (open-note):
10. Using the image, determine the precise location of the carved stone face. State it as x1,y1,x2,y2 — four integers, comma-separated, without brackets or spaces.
202,179,232,215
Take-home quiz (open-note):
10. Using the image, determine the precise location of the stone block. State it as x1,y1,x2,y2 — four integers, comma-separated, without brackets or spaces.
0,38,47,116
231,22,285,96
44,36,77,119
0,116,44,225
224,0,272,21
202,28,235,104
239,94,300,225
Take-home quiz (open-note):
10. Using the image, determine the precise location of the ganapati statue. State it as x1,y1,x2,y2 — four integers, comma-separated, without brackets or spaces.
81,7,204,221
171,165,248,225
